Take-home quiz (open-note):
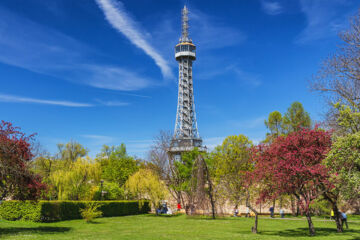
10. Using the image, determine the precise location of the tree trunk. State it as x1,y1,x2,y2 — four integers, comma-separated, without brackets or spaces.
246,191,259,234
332,204,343,232
290,196,296,216
322,192,343,233
202,156,216,219
272,199,276,217
296,199,300,216
305,212,316,236
252,213,258,234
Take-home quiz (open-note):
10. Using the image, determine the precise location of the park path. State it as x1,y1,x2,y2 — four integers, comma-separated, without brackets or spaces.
260,217,360,223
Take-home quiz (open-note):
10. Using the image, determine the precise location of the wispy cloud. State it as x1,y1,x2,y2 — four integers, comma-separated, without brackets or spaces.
81,135,116,145
197,64,262,87
95,0,173,79
189,8,247,50
0,93,93,107
95,99,129,106
0,93,130,107
228,116,267,129
83,64,153,91
295,0,356,44
261,1,283,15
0,6,154,91
226,65,262,87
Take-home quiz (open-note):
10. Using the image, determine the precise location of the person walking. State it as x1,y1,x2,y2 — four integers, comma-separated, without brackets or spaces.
269,206,274,218
330,210,334,220
280,208,285,218
340,211,349,229
177,203,181,212
246,207,250,218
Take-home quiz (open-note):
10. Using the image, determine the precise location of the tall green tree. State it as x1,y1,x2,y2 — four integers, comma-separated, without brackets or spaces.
264,111,284,142
102,144,139,187
57,140,88,163
282,101,311,133
211,135,253,208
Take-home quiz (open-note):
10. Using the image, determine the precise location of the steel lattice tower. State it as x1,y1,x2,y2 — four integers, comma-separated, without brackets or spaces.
169,6,206,160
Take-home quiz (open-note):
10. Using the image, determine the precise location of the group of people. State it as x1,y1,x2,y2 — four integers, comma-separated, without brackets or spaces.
233,207,253,217
269,207,285,218
156,201,183,215
331,210,348,229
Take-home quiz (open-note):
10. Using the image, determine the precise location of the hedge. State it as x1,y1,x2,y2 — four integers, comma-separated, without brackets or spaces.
0,200,150,222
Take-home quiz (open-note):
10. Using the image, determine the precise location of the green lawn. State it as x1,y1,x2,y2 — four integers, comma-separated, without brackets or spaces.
0,214,359,240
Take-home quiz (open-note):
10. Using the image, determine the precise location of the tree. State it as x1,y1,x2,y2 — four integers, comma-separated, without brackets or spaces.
126,169,168,211
50,157,101,200
102,144,139,187
311,10,360,130
282,102,311,133
253,128,332,236
0,120,46,200
147,130,171,180
264,111,284,142
325,132,360,205
56,140,88,163
211,135,253,208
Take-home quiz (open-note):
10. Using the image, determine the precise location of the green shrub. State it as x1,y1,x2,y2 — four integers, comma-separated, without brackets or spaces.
80,203,102,222
0,200,150,222
0,201,41,221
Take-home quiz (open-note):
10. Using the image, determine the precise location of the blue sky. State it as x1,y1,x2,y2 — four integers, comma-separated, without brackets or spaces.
0,0,359,158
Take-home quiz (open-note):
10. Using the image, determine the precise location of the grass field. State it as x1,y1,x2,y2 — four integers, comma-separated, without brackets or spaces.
0,214,359,240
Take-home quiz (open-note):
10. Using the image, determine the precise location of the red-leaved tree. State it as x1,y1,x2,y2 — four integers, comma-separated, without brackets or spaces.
252,128,332,236
0,120,46,200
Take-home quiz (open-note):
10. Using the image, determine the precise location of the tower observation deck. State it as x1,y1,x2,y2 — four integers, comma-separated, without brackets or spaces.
169,6,206,160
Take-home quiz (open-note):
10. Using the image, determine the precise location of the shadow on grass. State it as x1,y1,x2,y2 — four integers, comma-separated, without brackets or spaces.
260,227,360,238
0,226,71,236
145,213,184,218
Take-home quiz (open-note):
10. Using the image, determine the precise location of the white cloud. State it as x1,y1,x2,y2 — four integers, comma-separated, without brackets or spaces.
0,93,93,107
189,8,247,50
0,6,154,91
295,0,356,44
95,0,173,79
81,135,116,145
228,116,267,129
84,65,152,91
95,100,129,106
0,93,130,107
261,1,283,15
226,65,262,87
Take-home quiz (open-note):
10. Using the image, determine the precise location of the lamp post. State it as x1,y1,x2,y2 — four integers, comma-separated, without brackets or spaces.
100,180,104,201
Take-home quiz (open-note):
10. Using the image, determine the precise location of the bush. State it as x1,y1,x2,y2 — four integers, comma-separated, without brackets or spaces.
0,200,150,222
80,203,102,222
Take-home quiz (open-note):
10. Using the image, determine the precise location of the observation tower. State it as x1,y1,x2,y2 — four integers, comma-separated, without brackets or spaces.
168,6,206,161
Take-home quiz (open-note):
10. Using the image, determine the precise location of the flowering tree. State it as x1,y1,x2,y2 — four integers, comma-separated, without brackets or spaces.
0,120,45,200
252,128,332,236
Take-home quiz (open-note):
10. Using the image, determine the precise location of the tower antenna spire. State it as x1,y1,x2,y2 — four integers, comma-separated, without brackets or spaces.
180,5,191,43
